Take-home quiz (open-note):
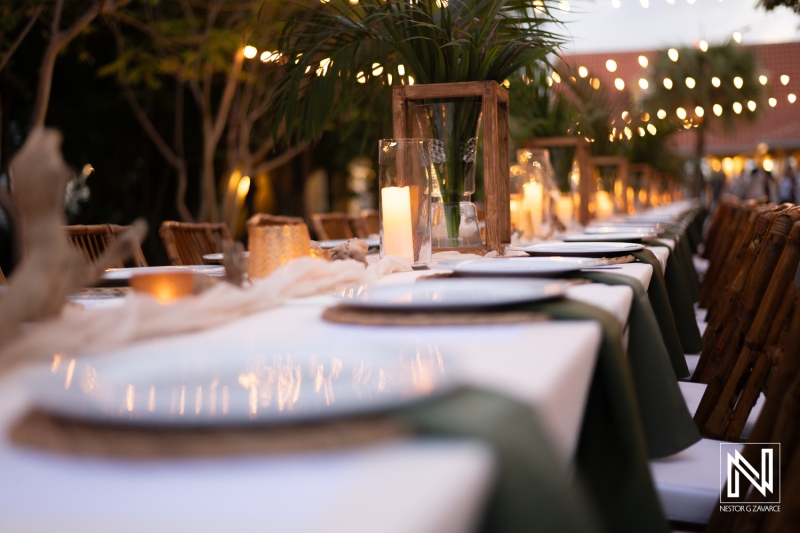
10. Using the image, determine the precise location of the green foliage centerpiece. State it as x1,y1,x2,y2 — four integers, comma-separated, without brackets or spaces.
269,0,564,245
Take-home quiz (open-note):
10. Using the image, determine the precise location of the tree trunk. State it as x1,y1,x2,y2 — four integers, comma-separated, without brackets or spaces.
30,46,59,127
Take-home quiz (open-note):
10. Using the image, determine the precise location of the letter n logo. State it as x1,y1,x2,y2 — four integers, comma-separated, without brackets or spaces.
720,443,780,504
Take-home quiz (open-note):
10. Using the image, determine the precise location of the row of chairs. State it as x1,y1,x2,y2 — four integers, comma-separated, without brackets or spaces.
649,197,800,531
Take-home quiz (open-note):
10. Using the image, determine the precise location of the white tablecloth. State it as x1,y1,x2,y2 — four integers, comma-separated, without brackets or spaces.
0,253,657,533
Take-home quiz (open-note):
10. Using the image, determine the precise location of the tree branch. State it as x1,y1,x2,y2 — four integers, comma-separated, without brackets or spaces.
251,143,308,176
0,3,43,74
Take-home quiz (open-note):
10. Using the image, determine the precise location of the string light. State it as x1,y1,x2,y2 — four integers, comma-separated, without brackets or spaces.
733,76,743,89
733,102,743,113
552,72,562,83
668,48,679,62
789,94,797,104
711,76,721,87
663,78,673,89
638,127,646,136
641,112,650,121
695,105,704,117
621,110,631,122
614,78,625,90
639,78,649,89
733,31,742,43
713,104,723,116
243,45,257,59
398,64,405,75
759,75,768,85
578,66,588,78
591,78,601,89
388,73,392,84
657,109,667,119
676,107,687,119
747,100,756,111
698,40,708,52
371,62,383,76
685,77,696,89
533,0,544,12
781,75,790,85
638,55,648,68
559,0,570,12
606,59,617,72
769,97,777,107
647,124,657,135
623,127,632,139
356,71,367,83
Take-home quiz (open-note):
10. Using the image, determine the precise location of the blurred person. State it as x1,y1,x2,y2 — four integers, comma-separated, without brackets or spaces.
742,168,769,201
778,164,797,204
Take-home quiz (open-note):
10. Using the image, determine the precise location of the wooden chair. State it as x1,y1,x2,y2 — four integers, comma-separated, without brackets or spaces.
159,221,233,266
0,266,6,286
66,224,148,268
695,218,800,440
694,206,795,381
358,209,380,237
310,213,357,241
248,214,306,226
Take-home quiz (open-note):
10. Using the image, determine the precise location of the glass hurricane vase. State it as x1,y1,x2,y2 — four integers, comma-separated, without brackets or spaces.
412,101,483,247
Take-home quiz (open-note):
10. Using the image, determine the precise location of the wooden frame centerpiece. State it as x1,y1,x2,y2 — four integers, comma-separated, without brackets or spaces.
392,81,510,255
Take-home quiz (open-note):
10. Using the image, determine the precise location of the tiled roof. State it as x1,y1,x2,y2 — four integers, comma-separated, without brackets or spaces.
560,41,800,156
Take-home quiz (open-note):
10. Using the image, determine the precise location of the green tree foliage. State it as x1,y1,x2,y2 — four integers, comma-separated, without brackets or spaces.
757,0,800,13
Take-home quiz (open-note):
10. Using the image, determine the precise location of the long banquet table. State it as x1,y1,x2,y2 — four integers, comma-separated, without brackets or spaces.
0,202,703,533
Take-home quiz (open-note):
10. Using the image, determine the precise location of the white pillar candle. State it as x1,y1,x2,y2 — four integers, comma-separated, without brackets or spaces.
523,181,543,238
509,194,523,231
555,194,574,231
595,190,614,220
381,186,414,262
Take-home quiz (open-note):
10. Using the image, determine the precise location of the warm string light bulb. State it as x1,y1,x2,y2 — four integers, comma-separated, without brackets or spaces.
663,78,673,89
711,76,721,87
668,48,679,62
733,76,743,89
606,59,617,72
614,78,625,90
578,66,588,78
638,55,648,68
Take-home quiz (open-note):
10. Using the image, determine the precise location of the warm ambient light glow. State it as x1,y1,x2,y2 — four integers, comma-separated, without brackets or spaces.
552,72,562,83
676,107,687,119
606,59,617,72
712,76,721,87
733,76,743,89
769,97,777,107
695,106,704,117
641,112,650,121
685,77,696,89
790,93,797,104
781,74,790,85
591,78,601,89
733,31,742,43
614,78,625,90
759,75,768,85
699,40,708,52
663,78,673,89
733,102,743,114
638,55,648,68
713,104,723,116
559,0,570,12
637,127,645,136
243,46,257,59
357,71,366,83
372,62,383,76
657,109,667,119
763,158,775,172
639,78,648,89
397,64,405,75
668,48,679,62
578,66,588,78
747,100,756,112
647,124,657,135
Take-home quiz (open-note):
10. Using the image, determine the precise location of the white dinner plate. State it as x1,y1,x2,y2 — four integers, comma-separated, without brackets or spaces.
336,278,567,310
450,257,605,276
512,242,645,258
26,340,457,427
562,233,655,243
202,251,250,264
102,265,225,281
584,225,662,235
318,237,380,250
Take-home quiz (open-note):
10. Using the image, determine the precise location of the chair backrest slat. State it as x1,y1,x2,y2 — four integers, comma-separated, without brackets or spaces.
310,213,357,241
65,224,147,268
159,221,233,266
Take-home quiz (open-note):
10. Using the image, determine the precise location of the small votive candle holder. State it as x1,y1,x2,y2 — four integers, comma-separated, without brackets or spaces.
378,139,432,269
130,271,198,303
247,216,311,279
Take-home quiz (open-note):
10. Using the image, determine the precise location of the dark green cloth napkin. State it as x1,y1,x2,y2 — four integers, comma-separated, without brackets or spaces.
397,388,601,533
513,298,675,533
636,246,704,354
575,269,690,380
657,231,700,302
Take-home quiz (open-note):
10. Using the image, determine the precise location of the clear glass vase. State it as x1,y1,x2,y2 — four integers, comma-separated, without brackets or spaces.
515,149,555,240
412,101,483,247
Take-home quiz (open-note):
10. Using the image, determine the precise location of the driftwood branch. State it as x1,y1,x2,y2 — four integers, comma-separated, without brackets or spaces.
0,128,147,345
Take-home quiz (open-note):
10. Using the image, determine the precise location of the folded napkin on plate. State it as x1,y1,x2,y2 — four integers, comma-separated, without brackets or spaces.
0,256,410,375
